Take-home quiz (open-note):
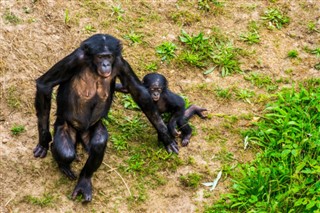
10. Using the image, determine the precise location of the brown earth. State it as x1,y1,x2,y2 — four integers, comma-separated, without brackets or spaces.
0,0,319,212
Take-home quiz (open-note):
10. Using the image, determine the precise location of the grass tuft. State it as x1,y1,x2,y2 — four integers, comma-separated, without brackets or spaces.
207,84,320,212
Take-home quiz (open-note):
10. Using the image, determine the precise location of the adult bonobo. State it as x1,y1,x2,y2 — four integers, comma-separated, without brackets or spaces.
116,73,207,146
33,34,178,202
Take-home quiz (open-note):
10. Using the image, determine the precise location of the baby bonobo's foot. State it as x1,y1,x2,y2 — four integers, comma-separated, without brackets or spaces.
72,177,92,202
181,134,191,147
181,138,190,147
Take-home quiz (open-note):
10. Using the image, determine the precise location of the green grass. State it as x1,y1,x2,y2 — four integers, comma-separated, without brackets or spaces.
214,87,232,99
11,124,25,135
3,10,21,25
311,47,320,57
261,8,290,29
179,173,202,188
6,86,21,109
156,41,177,61
24,193,55,207
124,31,144,45
244,72,276,90
179,30,242,76
287,50,299,58
206,82,320,212
240,30,260,45
307,21,320,33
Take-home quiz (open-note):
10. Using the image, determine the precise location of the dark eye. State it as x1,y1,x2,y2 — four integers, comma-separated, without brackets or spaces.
106,54,113,59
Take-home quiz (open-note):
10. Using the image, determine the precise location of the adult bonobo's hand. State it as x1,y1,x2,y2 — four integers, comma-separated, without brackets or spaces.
165,140,179,154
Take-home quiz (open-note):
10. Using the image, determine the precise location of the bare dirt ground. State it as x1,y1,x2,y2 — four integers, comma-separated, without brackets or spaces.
0,0,319,212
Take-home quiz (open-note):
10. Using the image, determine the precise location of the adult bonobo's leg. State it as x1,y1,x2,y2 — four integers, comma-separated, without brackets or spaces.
51,119,77,180
72,120,108,202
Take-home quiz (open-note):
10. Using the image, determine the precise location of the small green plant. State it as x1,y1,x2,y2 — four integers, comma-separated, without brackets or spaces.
210,42,242,77
244,73,274,89
240,30,260,45
198,0,224,12
3,10,21,25
124,31,143,45
11,124,25,135
145,62,158,71
84,24,96,33
111,4,125,21
120,94,140,110
287,50,298,58
235,89,255,101
111,135,128,151
25,193,55,207
311,47,320,57
179,51,205,67
214,87,232,99
179,173,202,188
261,8,289,29
179,30,212,67
314,63,320,70
307,21,320,33
156,42,177,61
64,9,70,24
179,30,211,55
126,153,145,172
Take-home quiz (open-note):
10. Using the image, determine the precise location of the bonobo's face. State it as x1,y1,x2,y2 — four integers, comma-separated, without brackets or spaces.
149,83,162,102
94,52,114,78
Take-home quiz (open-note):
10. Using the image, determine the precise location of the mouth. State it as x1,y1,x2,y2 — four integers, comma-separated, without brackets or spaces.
152,97,159,102
99,70,112,78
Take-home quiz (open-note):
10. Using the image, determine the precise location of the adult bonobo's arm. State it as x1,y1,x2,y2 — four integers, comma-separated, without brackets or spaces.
34,48,86,158
116,58,179,154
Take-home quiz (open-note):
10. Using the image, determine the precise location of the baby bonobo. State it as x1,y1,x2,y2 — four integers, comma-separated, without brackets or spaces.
116,73,207,146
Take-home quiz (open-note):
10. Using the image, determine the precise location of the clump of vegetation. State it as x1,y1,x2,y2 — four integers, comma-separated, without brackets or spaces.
261,8,290,29
3,10,21,25
198,0,224,12
124,31,144,45
156,42,177,61
310,47,320,57
111,4,125,21
180,173,202,188
171,10,200,26
214,87,233,99
11,124,25,136
24,193,55,207
240,30,260,45
287,50,299,58
120,94,140,110
207,83,320,212
6,86,21,109
307,21,320,33
178,30,242,76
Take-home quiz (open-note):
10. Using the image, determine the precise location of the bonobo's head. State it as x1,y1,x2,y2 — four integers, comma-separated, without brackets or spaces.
142,73,168,102
80,34,122,78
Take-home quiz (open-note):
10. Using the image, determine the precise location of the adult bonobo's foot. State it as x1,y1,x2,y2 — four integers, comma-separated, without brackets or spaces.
165,141,179,154
72,177,92,202
59,164,77,180
33,144,48,158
